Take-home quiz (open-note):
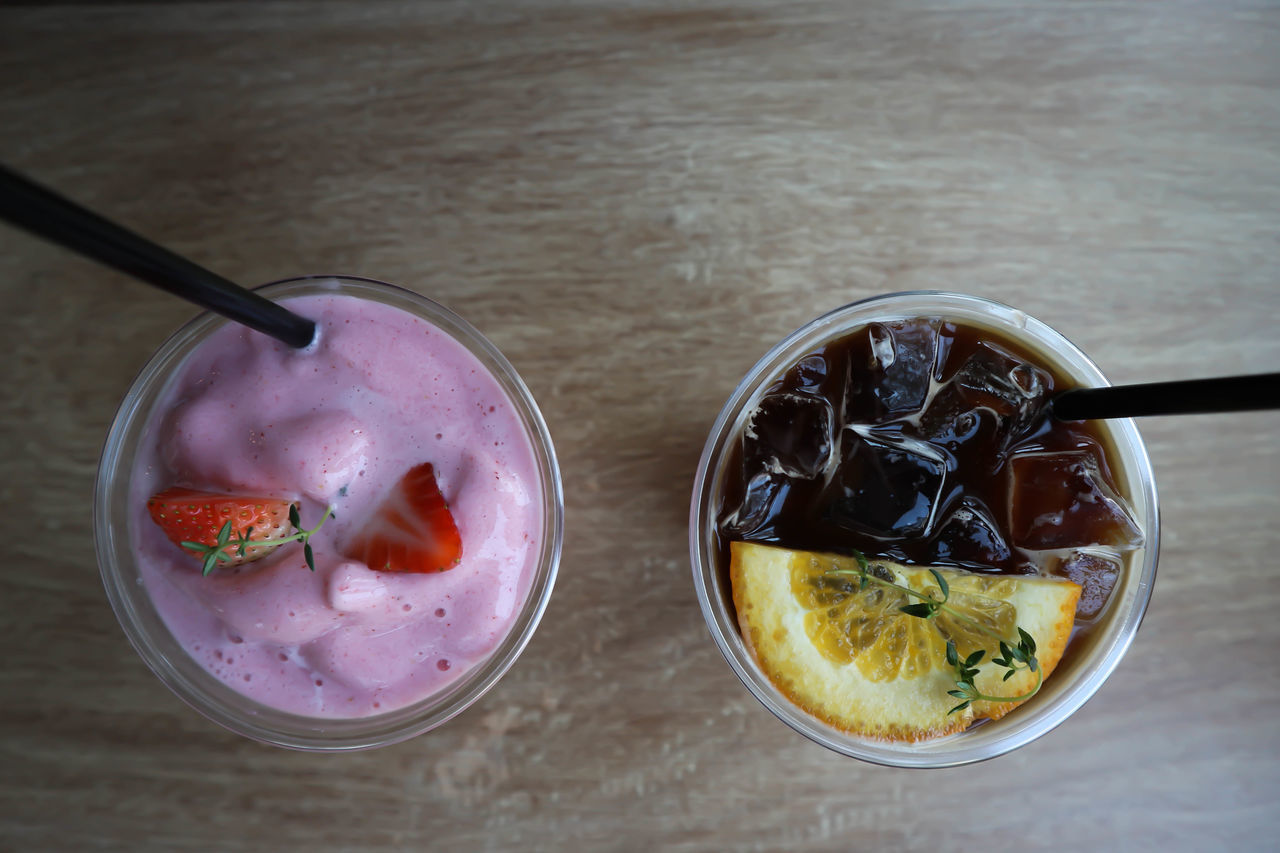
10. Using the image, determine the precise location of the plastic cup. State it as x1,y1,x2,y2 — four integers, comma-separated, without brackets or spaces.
689,291,1159,768
95,275,564,751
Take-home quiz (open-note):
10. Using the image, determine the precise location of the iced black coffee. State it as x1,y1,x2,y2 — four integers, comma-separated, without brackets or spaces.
717,317,1144,626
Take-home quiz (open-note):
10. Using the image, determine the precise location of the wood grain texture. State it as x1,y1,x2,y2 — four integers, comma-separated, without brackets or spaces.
1,1,1278,850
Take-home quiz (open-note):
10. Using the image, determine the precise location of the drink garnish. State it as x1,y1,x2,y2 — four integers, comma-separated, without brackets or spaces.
729,541,1079,742
341,462,462,573
146,488,334,576
825,550,1043,713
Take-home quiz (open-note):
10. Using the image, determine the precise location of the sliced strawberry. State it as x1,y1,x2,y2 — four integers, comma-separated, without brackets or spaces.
342,463,462,573
146,488,297,568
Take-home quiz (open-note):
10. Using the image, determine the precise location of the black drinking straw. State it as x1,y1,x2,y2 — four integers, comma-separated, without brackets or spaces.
1052,372,1280,421
0,164,315,348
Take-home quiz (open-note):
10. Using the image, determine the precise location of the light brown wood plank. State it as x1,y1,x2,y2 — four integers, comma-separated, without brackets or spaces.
1,1,1277,849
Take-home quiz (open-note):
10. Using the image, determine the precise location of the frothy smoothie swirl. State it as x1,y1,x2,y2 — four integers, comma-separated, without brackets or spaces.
129,291,541,717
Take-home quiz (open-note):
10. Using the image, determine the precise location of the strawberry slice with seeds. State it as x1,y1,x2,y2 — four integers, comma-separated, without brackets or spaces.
342,462,462,573
147,488,297,569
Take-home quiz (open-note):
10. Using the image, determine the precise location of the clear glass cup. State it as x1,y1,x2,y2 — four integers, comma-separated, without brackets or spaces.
689,292,1159,768
95,275,564,751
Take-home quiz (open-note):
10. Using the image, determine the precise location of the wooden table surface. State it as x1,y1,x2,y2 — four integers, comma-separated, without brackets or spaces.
2,1,1278,850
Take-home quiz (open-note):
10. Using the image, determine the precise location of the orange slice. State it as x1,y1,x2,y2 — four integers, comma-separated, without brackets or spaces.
729,541,1081,743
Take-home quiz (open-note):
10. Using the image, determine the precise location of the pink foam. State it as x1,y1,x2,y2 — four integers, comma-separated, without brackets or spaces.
129,292,542,717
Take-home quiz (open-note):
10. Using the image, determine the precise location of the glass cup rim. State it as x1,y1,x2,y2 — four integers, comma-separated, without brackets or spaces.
689,290,1160,768
94,275,564,751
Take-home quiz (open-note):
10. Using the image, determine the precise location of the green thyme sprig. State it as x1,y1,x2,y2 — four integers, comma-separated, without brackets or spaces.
943,630,1041,714
182,504,335,577
827,551,1043,714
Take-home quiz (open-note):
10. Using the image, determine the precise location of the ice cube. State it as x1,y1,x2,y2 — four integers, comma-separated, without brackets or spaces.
824,428,947,540
1008,449,1144,551
793,354,828,389
743,392,834,480
1050,550,1122,620
953,342,1051,434
845,319,942,423
928,497,1015,570
915,341,1052,449
720,469,786,539
871,320,942,415
868,323,897,367
721,390,833,538
915,382,989,450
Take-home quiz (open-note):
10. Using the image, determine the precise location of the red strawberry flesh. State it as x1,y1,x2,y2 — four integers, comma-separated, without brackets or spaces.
342,462,462,573
146,488,297,567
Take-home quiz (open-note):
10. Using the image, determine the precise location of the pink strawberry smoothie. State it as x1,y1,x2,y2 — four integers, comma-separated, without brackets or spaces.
128,290,542,718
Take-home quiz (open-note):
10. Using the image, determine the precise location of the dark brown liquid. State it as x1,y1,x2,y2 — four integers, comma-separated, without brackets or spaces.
715,318,1143,623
